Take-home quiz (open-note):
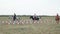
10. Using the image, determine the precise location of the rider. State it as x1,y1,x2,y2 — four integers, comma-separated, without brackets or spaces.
55,13,59,24
13,13,16,21
33,13,37,19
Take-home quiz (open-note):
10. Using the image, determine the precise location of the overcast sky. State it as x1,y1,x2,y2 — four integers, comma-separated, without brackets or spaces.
0,0,60,15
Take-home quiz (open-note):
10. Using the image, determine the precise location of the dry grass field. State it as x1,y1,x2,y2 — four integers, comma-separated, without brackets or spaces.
0,16,60,34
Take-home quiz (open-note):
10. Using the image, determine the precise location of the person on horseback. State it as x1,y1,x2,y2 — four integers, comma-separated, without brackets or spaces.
13,13,16,21
55,13,59,24
33,13,37,20
30,13,39,20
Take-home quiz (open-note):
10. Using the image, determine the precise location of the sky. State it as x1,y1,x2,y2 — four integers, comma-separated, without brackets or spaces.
0,0,60,16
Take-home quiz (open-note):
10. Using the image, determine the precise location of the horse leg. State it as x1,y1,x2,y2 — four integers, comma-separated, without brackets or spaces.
56,20,59,24
33,20,35,23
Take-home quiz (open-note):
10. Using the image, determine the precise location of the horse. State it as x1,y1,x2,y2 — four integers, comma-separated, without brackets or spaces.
30,16,39,21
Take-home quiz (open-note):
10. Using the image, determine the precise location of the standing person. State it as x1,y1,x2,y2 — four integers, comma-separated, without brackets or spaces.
55,13,59,24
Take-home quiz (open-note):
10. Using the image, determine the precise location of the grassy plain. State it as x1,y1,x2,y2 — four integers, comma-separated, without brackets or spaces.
0,16,60,34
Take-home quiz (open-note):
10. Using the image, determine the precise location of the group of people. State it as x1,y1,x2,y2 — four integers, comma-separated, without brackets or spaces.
13,13,60,24
13,13,40,21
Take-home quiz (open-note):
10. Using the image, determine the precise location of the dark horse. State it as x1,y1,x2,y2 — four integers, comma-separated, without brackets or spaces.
30,16,39,21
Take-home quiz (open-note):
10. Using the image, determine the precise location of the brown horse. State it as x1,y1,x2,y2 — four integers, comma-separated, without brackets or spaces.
55,14,60,24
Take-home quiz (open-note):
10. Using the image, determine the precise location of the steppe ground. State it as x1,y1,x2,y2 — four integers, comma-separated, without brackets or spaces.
0,16,60,34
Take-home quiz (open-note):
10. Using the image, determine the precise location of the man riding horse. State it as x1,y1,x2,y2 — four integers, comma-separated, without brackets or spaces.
55,13,60,24
13,13,16,21
30,14,39,21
